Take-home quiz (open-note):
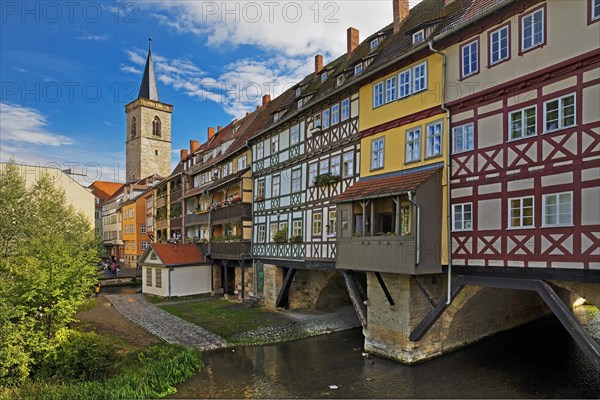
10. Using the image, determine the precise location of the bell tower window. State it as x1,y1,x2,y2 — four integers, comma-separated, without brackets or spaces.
131,117,137,139
152,116,161,137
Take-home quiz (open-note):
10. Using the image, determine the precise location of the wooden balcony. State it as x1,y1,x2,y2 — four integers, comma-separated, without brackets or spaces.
170,189,182,202
211,203,252,225
170,217,182,229
155,196,167,208
252,243,305,261
337,236,420,274
184,212,209,226
155,219,168,231
209,241,251,261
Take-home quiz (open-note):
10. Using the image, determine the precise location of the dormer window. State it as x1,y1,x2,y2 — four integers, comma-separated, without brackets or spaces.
354,63,363,75
321,71,328,82
370,38,379,50
337,75,344,87
413,30,425,45
298,99,304,109
295,87,302,97
274,113,280,123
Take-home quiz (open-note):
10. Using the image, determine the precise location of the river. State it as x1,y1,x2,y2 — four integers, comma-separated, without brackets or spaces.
172,309,600,399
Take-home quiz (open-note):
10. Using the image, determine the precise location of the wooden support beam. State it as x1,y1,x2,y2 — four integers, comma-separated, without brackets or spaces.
275,268,296,309
340,270,367,327
374,272,395,306
351,271,367,301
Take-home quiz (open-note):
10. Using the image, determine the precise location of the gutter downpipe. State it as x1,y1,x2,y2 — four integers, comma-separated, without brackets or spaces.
407,191,421,265
245,140,258,297
428,40,452,305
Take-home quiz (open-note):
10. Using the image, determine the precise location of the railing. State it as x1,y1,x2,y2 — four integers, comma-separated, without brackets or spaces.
170,217,182,229
209,241,251,260
184,213,209,226
154,219,168,231
155,196,166,208
170,189,182,202
211,203,252,225
337,236,417,274
252,243,305,260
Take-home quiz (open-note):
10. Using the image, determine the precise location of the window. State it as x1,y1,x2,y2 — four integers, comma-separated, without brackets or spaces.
426,121,443,158
400,204,411,235
257,179,266,199
343,152,354,177
331,156,341,176
337,75,344,87
152,116,161,137
296,87,302,97
146,268,152,287
320,159,330,175
412,30,424,44
141,225,147,234
238,155,247,171
509,196,534,228
256,142,264,159
355,63,363,75
373,82,384,108
543,192,572,226
95,211,100,219
309,163,318,187
322,109,330,129
328,210,337,234
593,0,600,21
331,104,340,125
399,69,412,99
521,7,544,52
271,135,279,154
413,62,427,93
510,106,537,140
273,113,280,123
272,175,281,197
298,99,304,109
290,125,300,145
292,220,302,238
489,25,510,65
321,71,328,82
452,123,474,153
405,127,421,163
461,39,479,78
313,213,322,236
453,203,473,231
270,223,279,241
386,76,397,103
292,169,302,192
544,94,576,132
141,241,149,250
341,99,350,121
371,138,384,170
370,38,379,50
257,224,266,242
131,116,137,139
313,114,322,130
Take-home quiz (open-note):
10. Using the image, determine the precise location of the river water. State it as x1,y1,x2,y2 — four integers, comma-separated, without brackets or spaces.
172,310,600,399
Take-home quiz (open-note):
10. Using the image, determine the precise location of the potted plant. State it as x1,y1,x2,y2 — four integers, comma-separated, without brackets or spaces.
313,173,341,187
290,235,303,243
273,228,288,244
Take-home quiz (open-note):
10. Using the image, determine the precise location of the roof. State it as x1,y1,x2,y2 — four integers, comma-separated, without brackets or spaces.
138,45,159,101
88,181,124,201
333,167,442,203
148,243,207,266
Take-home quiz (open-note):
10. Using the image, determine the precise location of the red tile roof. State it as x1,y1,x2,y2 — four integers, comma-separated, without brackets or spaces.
150,243,207,266
333,167,442,203
88,181,124,200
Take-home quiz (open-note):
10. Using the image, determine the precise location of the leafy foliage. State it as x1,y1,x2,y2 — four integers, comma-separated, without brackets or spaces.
0,162,99,386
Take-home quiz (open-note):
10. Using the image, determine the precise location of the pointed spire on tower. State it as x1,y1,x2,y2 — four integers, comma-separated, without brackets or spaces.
138,37,159,101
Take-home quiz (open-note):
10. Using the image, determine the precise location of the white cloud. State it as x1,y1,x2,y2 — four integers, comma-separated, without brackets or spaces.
76,31,110,41
120,64,142,74
0,102,74,147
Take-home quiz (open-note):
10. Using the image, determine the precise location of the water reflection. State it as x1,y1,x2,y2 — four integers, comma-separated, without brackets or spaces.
172,314,600,399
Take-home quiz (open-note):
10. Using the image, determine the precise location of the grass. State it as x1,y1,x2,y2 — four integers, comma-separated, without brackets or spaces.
159,299,286,341
144,293,212,305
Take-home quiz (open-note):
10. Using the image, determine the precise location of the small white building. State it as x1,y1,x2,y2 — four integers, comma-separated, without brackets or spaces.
139,243,211,298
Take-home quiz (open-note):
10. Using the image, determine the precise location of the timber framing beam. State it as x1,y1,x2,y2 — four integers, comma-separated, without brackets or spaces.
374,272,395,306
275,268,296,309
340,270,367,327
409,275,600,371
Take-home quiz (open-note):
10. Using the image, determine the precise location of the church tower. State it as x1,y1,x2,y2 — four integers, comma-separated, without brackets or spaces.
125,40,173,182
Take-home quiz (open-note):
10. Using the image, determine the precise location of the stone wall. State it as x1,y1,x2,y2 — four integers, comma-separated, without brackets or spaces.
234,265,254,300
262,264,284,310
289,270,351,309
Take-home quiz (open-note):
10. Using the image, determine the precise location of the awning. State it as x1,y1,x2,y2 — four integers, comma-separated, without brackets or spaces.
333,166,442,203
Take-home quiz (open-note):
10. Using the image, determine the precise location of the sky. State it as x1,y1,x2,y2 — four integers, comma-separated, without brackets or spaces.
0,0,422,184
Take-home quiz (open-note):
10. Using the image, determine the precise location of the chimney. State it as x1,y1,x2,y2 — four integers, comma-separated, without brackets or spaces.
180,149,189,161
189,140,199,153
347,27,359,54
393,0,409,34
262,94,271,106
208,127,216,140
315,54,323,74
217,125,223,132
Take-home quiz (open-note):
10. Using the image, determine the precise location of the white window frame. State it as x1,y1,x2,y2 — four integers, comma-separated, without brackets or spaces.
319,159,330,175
146,268,152,287
257,179,266,198
291,169,302,192
544,94,576,133
322,109,331,129
412,29,424,44
398,69,412,99
413,62,427,93
272,175,281,197
452,123,474,154
370,38,379,50
331,104,340,125
521,8,544,51
238,155,247,171
321,71,328,82
292,220,302,238
342,152,354,178
371,138,384,170
290,124,301,145
385,76,397,103
452,203,473,231
542,192,573,227
295,87,302,97
141,225,147,234
328,210,337,234
258,224,266,243
405,127,421,163
331,156,341,177
337,75,344,87
509,105,537,141
355,63,363,75
425,120,443,158
312,212,322,236
461,39,479,78
271,135,279,154
341,98,350,121
509,196,534,229
490,25,510,65
593,0,600,20
373,82,384,108
298,99,304,109
256,142,264,160
308,163,318,187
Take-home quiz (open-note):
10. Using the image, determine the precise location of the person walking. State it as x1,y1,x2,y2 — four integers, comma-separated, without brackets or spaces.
94,283,100,297
112,261,118,277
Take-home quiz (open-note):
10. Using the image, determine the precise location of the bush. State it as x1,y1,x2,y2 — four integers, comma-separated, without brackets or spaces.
37,330,117,382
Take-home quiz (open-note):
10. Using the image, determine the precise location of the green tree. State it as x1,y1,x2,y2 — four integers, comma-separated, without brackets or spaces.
0,163,99,386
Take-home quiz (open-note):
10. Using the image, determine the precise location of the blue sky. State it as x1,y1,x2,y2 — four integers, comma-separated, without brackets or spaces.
0,1,421,183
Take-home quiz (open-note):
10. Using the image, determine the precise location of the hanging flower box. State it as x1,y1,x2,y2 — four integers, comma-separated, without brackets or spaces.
313,173,341,187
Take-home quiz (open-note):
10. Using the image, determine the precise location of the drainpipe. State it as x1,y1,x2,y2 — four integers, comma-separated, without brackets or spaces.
245,140,258,297
428,40,452,305
407,191,420,265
